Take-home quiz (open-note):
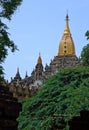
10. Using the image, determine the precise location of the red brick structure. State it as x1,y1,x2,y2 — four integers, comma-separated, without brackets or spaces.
0,85,22,130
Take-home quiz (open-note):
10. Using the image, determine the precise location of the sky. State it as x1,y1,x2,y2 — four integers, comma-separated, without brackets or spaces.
3,0,89,81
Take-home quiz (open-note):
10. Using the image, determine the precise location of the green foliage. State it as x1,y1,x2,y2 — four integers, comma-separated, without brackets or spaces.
0,0,23,81
81,44,89,65
80,30,89,65
0,0,22,20
18,66,89,130
85,30,89,40
0,20,18,63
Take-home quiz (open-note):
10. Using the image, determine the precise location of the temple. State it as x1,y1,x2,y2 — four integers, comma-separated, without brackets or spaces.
58,14,75,56
8,15,81,100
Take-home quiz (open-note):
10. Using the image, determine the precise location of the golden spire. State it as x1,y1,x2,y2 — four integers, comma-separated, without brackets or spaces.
64,14,70,36
58,14,75,56
37,53,42,64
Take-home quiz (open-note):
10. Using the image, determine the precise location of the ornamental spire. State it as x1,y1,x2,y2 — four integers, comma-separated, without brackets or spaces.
58,15,75,56
37,53,42,64
64,14,71,36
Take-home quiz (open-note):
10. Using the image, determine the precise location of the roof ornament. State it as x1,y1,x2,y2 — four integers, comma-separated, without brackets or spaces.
37,52,42,64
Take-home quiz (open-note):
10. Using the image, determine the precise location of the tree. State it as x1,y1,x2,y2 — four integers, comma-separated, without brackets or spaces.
0,0,22,20
81,31,89,65
18,66,89,130
0,0,23,82
81,44,89,65
85,30,89,40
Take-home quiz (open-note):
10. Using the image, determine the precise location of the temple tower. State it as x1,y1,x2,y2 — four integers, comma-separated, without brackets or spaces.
45,15,81,75
30,54,45,87
58,14,75,56
13,68,21,82
31,54,43,80
9,15,81,100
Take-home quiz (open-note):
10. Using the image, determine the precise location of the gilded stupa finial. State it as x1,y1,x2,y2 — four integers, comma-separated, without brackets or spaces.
66,10,69,20
37,53,42,64
64,13,70,36
58,15,75,56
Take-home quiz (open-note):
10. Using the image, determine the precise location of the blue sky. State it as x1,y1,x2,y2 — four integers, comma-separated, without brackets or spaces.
3,0,89,81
